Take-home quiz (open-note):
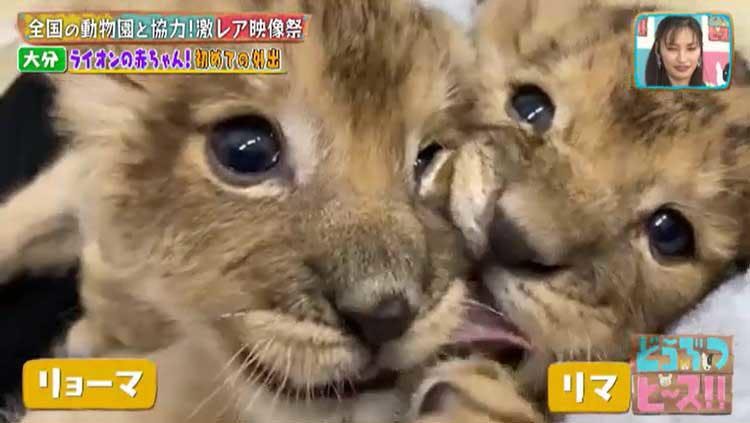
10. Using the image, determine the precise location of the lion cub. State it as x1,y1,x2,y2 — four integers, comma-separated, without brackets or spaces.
409,0,750,422
5,0,490,422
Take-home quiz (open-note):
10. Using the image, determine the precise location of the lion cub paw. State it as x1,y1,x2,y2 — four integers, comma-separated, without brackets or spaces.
63,318,119,357
406,358,545,423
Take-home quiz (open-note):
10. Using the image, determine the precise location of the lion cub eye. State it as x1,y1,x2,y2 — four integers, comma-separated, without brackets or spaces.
207,115,284,185
647,208,695,259
509,84,555,133
414,142,444,180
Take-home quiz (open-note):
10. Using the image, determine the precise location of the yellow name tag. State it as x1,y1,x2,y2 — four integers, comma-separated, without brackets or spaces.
23,359,157,410
548,361,631,413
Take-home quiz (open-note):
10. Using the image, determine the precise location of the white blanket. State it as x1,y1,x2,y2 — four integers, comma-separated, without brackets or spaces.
563,270,750,423
419,0,476,30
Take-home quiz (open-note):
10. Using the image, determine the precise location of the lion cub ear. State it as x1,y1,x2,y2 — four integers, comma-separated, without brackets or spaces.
418,148,455,215
448,141,499,259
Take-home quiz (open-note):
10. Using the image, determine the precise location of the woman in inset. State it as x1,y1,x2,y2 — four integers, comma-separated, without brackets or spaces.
645,16,705,86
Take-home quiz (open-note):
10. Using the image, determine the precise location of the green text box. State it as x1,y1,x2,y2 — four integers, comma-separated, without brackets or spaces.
18,46,67,73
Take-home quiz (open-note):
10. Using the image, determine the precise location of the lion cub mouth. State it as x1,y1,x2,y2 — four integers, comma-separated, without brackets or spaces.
444,288,532,368
238,348,399,400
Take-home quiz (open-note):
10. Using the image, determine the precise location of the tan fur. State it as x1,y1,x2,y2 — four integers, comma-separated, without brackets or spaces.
408,358,544,423
405,1,750,422
3,0,488,422
450,0,750,409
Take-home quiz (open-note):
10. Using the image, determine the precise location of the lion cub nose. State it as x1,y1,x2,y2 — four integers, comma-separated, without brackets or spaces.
488,211,566,275
488,212,539,266
338,295,416,349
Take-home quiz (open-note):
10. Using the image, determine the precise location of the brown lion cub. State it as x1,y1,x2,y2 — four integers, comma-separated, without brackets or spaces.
5,0,492,422
406,0,750,422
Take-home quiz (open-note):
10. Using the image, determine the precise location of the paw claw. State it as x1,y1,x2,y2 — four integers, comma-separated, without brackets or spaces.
417,381,459,417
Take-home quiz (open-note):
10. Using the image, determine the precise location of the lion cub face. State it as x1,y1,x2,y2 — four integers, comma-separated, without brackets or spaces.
49,0,475,419
454,0,750,390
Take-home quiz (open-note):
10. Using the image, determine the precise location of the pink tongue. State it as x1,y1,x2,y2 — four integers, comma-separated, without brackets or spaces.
451,303,532,351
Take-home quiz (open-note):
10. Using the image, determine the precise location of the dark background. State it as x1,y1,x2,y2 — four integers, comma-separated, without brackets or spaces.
0,74,81,412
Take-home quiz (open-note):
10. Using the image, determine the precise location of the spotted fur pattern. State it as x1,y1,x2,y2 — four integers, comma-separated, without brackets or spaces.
3,1,486,422
410,0,750,422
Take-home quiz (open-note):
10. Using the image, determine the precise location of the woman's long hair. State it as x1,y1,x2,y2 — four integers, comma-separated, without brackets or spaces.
645,16,705,86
